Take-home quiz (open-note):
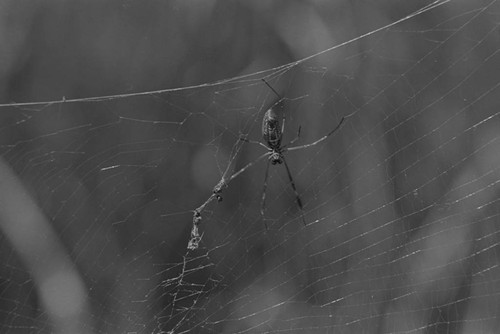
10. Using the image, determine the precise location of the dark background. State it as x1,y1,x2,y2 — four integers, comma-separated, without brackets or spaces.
0,1,499,333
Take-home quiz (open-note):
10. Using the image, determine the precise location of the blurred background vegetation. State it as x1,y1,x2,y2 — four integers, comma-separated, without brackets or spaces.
1,0,500,333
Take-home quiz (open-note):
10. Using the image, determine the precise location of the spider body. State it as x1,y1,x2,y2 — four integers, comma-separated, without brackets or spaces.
262,102,284,165
191,80,349,249
262,102,283,151
236,79,347,227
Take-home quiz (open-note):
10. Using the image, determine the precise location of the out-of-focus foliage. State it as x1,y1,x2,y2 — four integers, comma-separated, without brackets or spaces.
1,0,499,333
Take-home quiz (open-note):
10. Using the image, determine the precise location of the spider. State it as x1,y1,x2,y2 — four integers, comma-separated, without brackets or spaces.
236,79,347,227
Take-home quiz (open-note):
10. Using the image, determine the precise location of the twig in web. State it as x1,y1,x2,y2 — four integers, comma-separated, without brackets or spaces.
212,178,228,202
187,152,270,250
187,178,228,250
187,209,203,250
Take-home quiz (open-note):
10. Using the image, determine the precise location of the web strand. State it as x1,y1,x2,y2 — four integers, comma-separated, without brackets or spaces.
2,1,499,333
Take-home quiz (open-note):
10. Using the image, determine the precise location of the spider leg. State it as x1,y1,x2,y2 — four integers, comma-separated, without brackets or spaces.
282,157,307,226
287,116,346,151
283,126,301,148
239,136,268,150
260,158,271,229
280,105,286,137
228,152,270,183
262,79,281,99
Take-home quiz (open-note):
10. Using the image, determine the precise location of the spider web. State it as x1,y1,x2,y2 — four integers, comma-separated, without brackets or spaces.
1,0,500,333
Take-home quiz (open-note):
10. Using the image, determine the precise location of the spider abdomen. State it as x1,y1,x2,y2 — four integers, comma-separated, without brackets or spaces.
262,106,282,150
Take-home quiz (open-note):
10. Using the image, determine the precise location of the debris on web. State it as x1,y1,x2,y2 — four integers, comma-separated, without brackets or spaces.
187,178,229,250
187,210,203,250
212,178,227,202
